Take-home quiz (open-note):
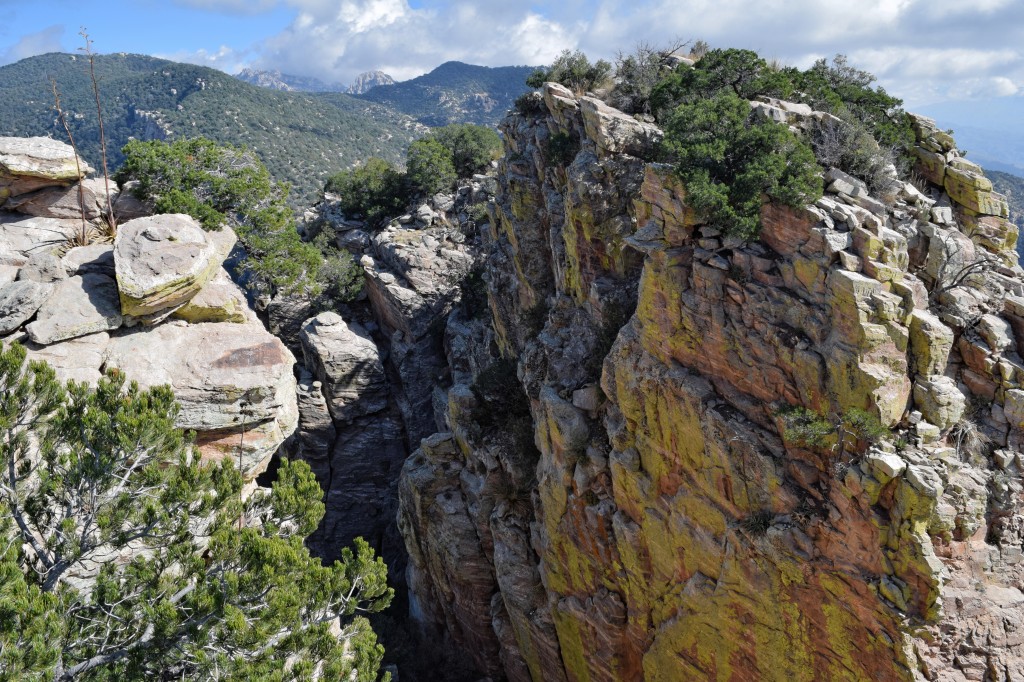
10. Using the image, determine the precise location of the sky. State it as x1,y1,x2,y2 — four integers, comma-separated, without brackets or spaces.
0,0,1022,117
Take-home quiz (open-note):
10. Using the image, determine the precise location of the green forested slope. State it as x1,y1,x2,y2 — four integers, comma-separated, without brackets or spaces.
0,53,422,204
348,61,535,127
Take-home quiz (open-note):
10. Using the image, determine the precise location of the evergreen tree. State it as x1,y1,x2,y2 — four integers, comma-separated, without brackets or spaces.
0,342,392,681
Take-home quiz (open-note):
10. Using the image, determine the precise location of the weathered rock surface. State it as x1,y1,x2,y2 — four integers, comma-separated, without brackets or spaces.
172,269,250,324
4,178,111,222
395,84,1024,681
0,136,92,201
26,273,122,344
114,214,236,318
103,320,298,478
299,312,388,422
0,279,51,334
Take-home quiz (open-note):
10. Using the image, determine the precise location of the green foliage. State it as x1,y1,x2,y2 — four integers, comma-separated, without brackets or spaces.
609,42,676,116
527,49,612,95
794,55,913,155
547,132,580,167
740,510,775,536
514,91,547,117
0,52,418,206
406,138,457,196
661,92,822,239
650,48,793,119
778,406,836,448
807,112,900,198
425,124,503,178
841,407,890,443
325,157,408,228
0,342,392,681
116,137,354,301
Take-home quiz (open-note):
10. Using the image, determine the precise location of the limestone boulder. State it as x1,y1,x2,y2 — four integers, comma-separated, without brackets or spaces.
0,279,52,334
62,244,115,277
579,96,663,159
913,375,966,430
908,310,954,377
17,252,66,283
299,312,388,423
114,214,236,318
0,137,92,202
25,274,122,345
103,320,298,478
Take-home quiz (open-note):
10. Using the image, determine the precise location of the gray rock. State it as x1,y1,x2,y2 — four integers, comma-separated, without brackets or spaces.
579,96,663,158
17,252,67,283
62,244,115,277
299,312,388,423
25,274,122,345
0,279,52,334
913,375,966,430
4,178,107,221
114,214,236,317
23,331,110,385
102,320,298,479
0,136,92,201
0,214,82,258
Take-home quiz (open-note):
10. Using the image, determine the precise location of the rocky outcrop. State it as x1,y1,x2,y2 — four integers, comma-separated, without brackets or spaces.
395,84,1024,680
0,166,296,482
0,137,92,202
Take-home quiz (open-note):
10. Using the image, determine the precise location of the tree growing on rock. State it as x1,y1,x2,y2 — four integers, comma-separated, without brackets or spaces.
526,49,612,95
0,342,392,681
661,92,822,239
116,137,362,303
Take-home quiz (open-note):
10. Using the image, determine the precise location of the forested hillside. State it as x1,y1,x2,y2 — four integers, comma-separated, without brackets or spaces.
0,53,422,204
348,61,535,126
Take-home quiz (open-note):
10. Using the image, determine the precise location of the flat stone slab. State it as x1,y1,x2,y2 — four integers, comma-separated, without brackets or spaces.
0,279,52,334
103,320,298,477
23,331,110,385
114,214,236,318
0,214,82,258
0,137,92,201
26,273,122,345
62,244,115,277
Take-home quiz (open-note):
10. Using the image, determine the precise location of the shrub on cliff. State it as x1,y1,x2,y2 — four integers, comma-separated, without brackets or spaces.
117,137,360,301
325,157,409,228
661,92,822,239
425,124,503,178
0,342,392,681
406,138,457,196
526,49,612,95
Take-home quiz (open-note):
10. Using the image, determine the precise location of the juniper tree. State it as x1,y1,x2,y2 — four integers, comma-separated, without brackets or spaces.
0,342,392,681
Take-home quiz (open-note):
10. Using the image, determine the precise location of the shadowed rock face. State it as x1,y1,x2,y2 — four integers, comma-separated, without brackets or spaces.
395,86,1024,680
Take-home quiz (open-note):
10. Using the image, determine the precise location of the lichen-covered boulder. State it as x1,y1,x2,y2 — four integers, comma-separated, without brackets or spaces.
579,96,663,158
0,137,92,202
172,269,250,324
114,214,236,318
913,375,966,430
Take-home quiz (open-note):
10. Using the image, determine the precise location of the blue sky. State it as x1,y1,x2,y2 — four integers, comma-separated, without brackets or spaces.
1,0,1022,115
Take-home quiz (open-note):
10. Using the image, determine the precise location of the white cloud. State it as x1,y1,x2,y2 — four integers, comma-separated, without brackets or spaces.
158,44,251,75
0,24,64,65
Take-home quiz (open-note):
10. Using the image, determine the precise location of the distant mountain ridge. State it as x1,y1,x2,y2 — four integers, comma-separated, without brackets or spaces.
234,68,395,95
234,67,344,92
0,53,421,204
351,61,537,127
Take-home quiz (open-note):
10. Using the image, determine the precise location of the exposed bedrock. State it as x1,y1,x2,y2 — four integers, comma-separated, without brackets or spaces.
395,85,1024,681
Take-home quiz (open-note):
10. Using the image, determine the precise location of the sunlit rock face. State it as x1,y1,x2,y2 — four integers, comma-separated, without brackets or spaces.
396,85,1024,681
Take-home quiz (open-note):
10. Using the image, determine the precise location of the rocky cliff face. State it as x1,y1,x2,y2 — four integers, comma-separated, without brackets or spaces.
394,85,1024,681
